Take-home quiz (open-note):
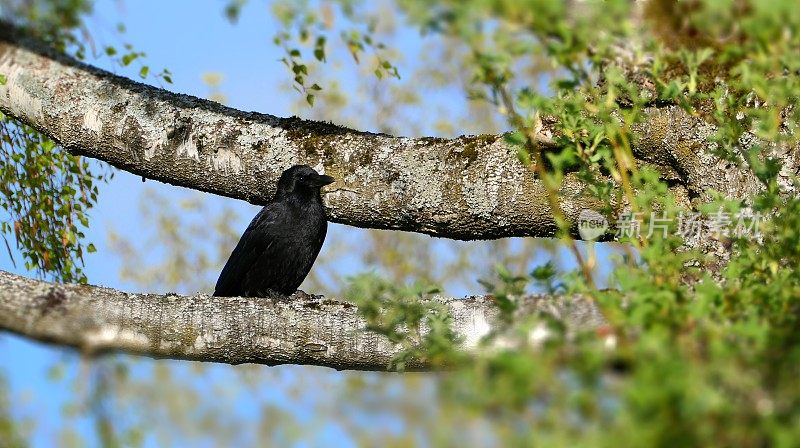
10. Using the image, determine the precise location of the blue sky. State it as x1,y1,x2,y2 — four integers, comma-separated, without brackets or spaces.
0,1,621,445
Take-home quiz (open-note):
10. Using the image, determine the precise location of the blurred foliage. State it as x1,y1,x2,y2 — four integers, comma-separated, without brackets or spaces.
201,72,228,105
0,374,28,448
267,0,402,106
254,0,800,444
0,118,111,283
324,0,800,445
107,188,243,294
0,0,171,282
0,0,103,283
345,273,460,370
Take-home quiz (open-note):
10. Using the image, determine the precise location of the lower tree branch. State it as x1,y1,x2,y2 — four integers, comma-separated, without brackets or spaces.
0,270,604,371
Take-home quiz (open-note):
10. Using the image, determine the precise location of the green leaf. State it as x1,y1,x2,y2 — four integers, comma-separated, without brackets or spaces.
46,364,65,381
0,74,6,85
306,94,315,106
121,53,139,66
292,64,307,75
504,131,526,147
531,262,557,282
516,147,531,166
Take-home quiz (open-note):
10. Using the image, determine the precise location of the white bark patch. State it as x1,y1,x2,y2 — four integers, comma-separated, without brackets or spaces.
460,308,492,349
461,142,519,219
191,333,214,352
83,327,150,351
0,64,43,120
312,161,327,175
143,140,158,160
82,107,103,134
116,99,170,161
462,176,492,219
237,125,281,147
10,84,42,118
211,148,243,173
254,334,282,349
323,189,359,208
394,146,446,211
177,134,200,161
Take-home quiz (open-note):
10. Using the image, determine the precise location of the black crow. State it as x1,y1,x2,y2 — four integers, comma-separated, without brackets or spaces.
213,165,335,297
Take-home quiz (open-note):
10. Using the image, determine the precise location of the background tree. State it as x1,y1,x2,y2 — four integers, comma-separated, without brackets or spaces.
1,0,799,446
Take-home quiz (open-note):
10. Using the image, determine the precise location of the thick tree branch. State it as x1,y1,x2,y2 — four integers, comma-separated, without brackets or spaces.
0,25,777,241
0,270,604,371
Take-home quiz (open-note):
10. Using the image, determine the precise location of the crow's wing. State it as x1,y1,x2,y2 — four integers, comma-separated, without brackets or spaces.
213,206,277,297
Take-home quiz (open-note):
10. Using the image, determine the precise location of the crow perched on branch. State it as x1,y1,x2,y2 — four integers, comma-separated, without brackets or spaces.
213,165,335,297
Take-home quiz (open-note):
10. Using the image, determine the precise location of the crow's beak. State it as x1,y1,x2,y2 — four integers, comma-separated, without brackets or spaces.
313,174,336,187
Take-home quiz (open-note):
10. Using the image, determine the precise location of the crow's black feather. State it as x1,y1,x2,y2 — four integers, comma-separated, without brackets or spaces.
213,165,334,297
